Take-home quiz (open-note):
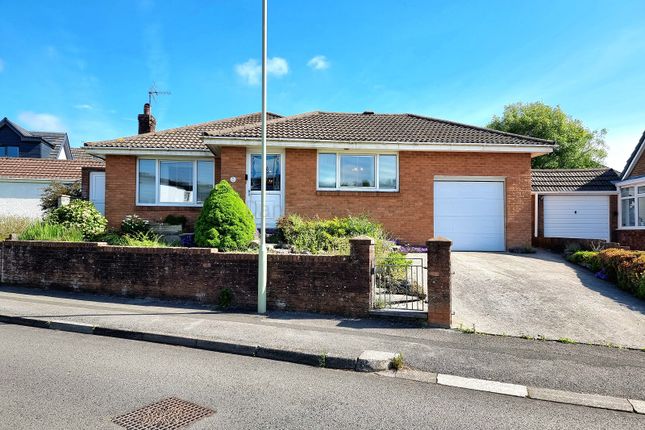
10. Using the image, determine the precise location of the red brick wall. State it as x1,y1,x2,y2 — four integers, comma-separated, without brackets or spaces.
81,166,105,200
0,239,375,317
628,152,645,178
285,149,532,248
219,146,247,199
104,155,209,229
616,230,645,250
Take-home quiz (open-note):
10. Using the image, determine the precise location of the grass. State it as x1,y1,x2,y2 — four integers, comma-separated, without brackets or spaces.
0,215,33,240
18,221,84,242
457,323,476,334
557,337,577,344
319,352,327,368
390,353,404,371
120,232,169,248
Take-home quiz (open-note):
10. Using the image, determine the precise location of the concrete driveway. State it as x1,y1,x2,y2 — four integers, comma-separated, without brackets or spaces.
452,250,645,349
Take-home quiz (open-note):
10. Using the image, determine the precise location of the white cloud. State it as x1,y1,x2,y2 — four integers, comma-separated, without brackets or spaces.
307,55,329,70
18,112,65,131
235,57,289,85
0,58,4,72
74,104,94,110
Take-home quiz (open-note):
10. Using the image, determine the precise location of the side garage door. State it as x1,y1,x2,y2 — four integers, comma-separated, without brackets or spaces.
543,195,609,241
434,180,505,251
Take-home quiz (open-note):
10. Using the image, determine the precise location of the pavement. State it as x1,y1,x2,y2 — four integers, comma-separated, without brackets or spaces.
451,250,645,348
0,285,644,402
2,324,644,429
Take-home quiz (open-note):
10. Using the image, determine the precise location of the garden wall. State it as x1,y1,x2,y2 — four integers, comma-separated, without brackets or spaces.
0,238,374,317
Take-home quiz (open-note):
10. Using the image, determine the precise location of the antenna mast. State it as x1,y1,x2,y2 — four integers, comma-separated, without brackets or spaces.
148,83,171,105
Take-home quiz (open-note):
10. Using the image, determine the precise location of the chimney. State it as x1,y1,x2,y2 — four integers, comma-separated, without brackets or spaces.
138,103,156,134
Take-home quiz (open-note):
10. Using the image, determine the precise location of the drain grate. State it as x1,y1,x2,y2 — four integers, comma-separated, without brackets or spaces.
112,397,215,430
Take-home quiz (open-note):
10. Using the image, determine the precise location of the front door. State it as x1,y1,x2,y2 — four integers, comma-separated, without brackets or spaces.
89,171,106,215
247,152,284,228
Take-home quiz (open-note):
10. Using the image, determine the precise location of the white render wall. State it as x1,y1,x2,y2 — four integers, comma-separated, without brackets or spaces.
0,180,49,218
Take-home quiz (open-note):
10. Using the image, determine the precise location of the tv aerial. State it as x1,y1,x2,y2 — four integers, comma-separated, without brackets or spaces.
148,82,171,105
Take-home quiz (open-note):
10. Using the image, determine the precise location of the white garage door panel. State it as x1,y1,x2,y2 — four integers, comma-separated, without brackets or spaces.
0,181,47,218
434,181,505,251
544,195,609,240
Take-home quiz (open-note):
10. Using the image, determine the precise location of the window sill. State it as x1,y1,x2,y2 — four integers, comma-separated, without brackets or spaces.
136,204,204,209
616,227,645,231
315,190,399,197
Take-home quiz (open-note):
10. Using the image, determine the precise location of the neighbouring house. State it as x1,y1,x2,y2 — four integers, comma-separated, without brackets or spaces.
614,131,645,250
531,168,620,248
85,104,555,251
0,117,105,217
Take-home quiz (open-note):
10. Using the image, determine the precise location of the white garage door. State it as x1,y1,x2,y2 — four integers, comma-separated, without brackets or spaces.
434,181,505,251
543,195,609,241
0,180,48,218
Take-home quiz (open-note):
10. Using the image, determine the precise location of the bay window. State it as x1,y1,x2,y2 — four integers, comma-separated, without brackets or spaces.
317,152,398,191
137,159,214,205
620,185,645,228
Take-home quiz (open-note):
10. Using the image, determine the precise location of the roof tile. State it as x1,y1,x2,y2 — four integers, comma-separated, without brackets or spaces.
0,158,103,181
531,168,619,192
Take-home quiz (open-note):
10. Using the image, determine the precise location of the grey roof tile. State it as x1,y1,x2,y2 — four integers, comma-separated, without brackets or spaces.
531,168,619,192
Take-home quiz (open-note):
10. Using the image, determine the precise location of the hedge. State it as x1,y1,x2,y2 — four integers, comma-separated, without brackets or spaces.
568,249,645,299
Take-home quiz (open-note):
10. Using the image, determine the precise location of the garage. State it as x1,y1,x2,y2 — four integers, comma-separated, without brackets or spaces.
434,180,505,251
0,180,48,218
543,195,610,241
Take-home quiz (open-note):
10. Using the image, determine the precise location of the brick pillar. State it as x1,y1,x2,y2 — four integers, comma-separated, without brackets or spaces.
426,238,452,328
349,237,375,314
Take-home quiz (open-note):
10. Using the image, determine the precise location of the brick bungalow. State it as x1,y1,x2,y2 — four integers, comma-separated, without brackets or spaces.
85,105,555,251
614,131,645,249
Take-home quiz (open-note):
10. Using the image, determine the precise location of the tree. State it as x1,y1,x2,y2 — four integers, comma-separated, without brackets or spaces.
40,181,82,213
194,180,256,250
487,102,608,169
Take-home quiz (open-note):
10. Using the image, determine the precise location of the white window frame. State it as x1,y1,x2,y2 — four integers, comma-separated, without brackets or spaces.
316,151,399,192
618,182,645,230
136,157,215,207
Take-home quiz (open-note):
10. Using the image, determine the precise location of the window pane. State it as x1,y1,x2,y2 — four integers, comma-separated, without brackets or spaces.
138,159,156,204
0,147,5,156
318,153,337,188
639,197,645,227
340,155,375,188
7,147,19,157
638,186,645,195
197,160,214,203
621,187,634,197
159,161,193,203
378,155,397,189
250,154,281,191
621,198,636,227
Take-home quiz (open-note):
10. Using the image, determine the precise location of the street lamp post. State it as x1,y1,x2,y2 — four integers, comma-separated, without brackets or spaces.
257,0,268,314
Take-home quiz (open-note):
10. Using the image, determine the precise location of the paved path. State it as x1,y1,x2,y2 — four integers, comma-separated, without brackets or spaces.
452,250,645,349
1,285,644,400
2,324,643,429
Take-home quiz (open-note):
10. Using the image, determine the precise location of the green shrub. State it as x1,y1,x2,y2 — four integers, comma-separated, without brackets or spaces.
164,214,187,228
276,214,394,261
40,181,82,213
566,250,601,272
121,231,169,248
0,215,33,240
18,221,84,242
121,215,151,236
194,181,256,250
597,249,645,299
48,200,107,239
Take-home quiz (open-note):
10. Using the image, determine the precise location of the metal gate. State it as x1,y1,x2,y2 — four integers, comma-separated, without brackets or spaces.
372,257,427,313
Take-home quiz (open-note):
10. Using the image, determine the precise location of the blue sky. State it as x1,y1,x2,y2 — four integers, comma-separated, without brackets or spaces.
1,0,644,169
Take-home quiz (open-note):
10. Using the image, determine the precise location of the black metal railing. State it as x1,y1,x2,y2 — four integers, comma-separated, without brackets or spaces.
372,257,427,311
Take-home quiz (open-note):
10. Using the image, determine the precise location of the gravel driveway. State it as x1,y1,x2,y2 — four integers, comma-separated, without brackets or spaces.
452,250,645,349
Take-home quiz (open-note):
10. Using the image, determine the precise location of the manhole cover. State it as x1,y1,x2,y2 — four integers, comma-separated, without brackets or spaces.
112,397,215,430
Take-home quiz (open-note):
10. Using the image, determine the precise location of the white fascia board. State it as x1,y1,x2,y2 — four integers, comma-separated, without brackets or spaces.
533,190,618,195
86,148,212,158
614,176,645,187
0,178,75,184
203,137,554,155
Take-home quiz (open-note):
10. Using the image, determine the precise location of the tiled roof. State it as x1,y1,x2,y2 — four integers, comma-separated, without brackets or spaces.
70,147,104,164
85,112,282,150
207,111,556,146
620,130,645,180
0,158,104,181
33,132,69,159
531,168,619,192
